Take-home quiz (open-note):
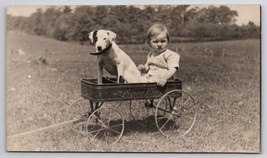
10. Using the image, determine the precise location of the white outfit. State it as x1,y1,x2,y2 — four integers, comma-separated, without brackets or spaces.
141,49,180,82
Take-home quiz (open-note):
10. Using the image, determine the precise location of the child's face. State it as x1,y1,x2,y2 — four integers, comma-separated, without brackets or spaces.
149,32,168,53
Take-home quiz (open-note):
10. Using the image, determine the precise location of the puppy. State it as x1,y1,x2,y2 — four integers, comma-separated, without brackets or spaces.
88,30,141,84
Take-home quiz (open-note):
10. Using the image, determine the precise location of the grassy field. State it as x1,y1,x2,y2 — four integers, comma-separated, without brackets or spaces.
6,31,260,152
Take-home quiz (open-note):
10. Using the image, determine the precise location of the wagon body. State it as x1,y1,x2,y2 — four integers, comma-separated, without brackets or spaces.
81,78,182,102
66,78,197,145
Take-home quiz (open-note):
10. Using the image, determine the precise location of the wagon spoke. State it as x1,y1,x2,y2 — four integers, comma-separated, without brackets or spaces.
87,127,103,135
107,114,120,123
91,128,102,142
95,116,101,122
86,107,124,145
156,90,197,137
108,128,123,135
182,98,191,107
173,99,195,115
86,121,96,126
66,97,92,134
109,123,124,128
157,107,171,113
156,116,167,120
159,116,172,131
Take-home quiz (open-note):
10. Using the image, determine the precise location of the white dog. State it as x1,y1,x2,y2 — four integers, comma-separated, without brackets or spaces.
88,30,141,84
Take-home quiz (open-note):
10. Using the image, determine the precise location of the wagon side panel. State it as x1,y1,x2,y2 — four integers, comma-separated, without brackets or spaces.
81,79,182,102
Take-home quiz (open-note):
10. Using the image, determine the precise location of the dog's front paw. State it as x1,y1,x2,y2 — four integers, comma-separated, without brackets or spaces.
102,77,116,83
118,76,126,83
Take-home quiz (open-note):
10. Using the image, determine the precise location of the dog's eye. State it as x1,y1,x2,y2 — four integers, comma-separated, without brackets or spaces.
103,38,107,40
94,37,98,41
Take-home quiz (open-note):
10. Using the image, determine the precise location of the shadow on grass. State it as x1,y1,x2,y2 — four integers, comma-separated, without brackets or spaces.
86,115,177,143
86,116,159,139
124,115,177,135
123,115,159,134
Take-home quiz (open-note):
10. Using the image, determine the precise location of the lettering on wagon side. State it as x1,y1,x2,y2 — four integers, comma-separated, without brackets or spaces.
98,87,162,99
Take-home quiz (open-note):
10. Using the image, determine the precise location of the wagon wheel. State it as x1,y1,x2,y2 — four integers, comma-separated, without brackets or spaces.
155,90,197,137
66,97,91,135
86,107,124,145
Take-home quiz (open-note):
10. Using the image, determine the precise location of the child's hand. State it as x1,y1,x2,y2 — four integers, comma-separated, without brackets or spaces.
138,64,148,73
157,77,167,87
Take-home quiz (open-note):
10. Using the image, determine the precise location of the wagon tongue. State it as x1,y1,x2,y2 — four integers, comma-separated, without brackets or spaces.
90,43,112,55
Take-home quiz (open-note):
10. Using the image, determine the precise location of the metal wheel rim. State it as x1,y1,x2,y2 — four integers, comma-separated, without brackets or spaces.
86,106,124,145
66,97,90,135
155,89,197,137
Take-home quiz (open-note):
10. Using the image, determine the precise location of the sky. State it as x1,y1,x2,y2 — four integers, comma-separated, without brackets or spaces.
232,5,260,26
190,4,260,26
6,4,260,26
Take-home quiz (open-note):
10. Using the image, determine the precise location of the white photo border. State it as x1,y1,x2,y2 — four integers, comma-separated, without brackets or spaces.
1,0,265,157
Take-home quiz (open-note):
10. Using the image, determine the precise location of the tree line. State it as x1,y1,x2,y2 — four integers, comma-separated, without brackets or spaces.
7,5,260,44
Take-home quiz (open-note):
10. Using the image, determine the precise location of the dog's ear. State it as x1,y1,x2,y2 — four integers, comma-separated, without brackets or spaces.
88,31,97,44
106,30,117,41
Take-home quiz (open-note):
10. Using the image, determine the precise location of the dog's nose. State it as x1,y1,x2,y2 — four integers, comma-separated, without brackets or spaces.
97,46,102,51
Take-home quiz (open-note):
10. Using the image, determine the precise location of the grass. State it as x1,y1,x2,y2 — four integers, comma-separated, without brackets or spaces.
6,31,260,152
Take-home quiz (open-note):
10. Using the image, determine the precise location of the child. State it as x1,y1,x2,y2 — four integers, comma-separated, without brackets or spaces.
138,24,180,87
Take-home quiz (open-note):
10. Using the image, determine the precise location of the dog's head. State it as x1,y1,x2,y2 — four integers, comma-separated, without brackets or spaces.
88,30,117,52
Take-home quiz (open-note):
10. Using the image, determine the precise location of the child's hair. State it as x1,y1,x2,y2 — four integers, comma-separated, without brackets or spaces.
146,24,170,43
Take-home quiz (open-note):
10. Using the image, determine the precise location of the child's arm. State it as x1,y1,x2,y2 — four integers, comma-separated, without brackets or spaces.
157,67,177,87
138,52,151,74
138,64,149,74
157,51,180,86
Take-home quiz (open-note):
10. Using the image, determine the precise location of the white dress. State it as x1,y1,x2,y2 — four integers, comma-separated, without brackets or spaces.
141,49,180,82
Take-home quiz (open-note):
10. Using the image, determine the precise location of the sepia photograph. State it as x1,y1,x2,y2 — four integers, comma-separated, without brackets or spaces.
6,4,261,152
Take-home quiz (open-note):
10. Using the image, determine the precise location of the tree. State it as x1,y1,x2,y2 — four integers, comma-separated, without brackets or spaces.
42,7,63,37
30,8,46,35
62,6,72,14
171,5,190,25
7,5,259,43
53,14,76,41
184,7,199,23
246,21,260,38
197,5,238,25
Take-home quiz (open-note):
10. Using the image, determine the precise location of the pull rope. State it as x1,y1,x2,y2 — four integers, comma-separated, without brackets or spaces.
7,118,78,139
8,97,84,139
